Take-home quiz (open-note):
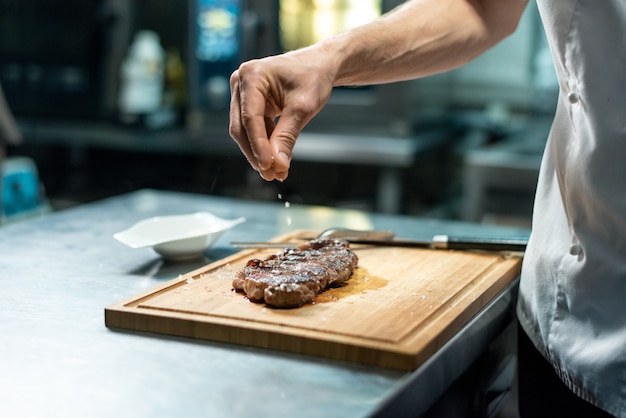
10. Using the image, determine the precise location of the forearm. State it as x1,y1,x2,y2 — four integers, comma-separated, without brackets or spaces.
229,0,528,182
312,0,527,87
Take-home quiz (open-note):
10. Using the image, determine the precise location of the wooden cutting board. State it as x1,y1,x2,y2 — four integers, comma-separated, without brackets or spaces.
105,230,522,371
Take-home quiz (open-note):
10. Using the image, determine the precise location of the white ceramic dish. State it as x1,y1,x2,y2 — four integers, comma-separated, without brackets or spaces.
114,212,246,260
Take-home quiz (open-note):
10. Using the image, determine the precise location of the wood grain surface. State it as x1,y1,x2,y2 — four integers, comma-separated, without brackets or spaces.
105,231,522,370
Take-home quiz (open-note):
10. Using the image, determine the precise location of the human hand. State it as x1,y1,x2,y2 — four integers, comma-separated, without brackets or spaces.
229,50,334,181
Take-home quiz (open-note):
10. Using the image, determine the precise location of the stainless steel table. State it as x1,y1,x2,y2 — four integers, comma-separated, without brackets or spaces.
0,189,529,418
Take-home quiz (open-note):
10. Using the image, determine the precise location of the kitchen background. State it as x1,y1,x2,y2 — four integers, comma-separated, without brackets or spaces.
0,0,557,227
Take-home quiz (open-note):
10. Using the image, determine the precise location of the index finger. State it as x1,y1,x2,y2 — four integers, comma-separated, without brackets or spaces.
237,71,276,172
229,70,259,170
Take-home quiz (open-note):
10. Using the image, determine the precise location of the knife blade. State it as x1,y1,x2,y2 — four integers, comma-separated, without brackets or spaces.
231,234,528,252
230,228,395,249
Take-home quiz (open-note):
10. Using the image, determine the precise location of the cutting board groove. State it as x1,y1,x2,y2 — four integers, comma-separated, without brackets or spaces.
105,230,522,370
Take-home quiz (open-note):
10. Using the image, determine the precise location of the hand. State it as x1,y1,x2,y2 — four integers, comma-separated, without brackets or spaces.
229,0,526,181
229,50,334,181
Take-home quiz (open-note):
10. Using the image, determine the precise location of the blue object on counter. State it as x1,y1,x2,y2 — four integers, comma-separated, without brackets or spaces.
1,156,49,220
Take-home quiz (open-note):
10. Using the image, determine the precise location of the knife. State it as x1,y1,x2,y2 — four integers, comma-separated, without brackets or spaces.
231,234,528,252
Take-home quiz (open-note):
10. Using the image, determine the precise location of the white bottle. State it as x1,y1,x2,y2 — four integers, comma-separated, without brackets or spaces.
118,31,165,123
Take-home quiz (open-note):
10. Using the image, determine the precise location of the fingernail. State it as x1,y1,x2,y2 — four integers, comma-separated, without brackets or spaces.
275,171,288,182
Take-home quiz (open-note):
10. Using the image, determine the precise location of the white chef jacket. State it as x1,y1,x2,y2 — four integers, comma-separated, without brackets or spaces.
517,0,626,416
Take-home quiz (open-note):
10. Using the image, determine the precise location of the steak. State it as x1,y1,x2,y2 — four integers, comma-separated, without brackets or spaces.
233,238,358,308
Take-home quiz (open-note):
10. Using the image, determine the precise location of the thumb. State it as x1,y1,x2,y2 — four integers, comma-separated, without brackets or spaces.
270,135,294,182
269,112,305,174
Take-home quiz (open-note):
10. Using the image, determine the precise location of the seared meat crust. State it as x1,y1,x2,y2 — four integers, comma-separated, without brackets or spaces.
233,238,358,308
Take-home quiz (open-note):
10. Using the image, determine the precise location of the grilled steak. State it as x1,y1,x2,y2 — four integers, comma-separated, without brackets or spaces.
233,238,358,308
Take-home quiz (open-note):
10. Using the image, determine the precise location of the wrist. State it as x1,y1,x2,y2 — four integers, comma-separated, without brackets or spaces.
299,33,355,88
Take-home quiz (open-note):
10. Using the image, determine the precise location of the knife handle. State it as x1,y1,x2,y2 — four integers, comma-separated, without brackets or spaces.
432,235,528,252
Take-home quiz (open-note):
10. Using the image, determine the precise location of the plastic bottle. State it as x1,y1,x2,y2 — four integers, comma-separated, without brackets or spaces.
117,30,165,125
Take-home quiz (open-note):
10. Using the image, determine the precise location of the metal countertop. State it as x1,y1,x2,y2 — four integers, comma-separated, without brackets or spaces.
0,189,529,418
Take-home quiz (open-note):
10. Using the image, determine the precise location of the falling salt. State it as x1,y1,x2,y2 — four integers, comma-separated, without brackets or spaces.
278,193,282,200
284,201,290,208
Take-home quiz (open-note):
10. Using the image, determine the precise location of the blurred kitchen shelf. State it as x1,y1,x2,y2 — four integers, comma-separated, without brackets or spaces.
461,121,549,226
14,118,459,214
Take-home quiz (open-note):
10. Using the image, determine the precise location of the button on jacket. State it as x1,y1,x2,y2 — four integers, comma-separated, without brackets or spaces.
517,0,626,416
